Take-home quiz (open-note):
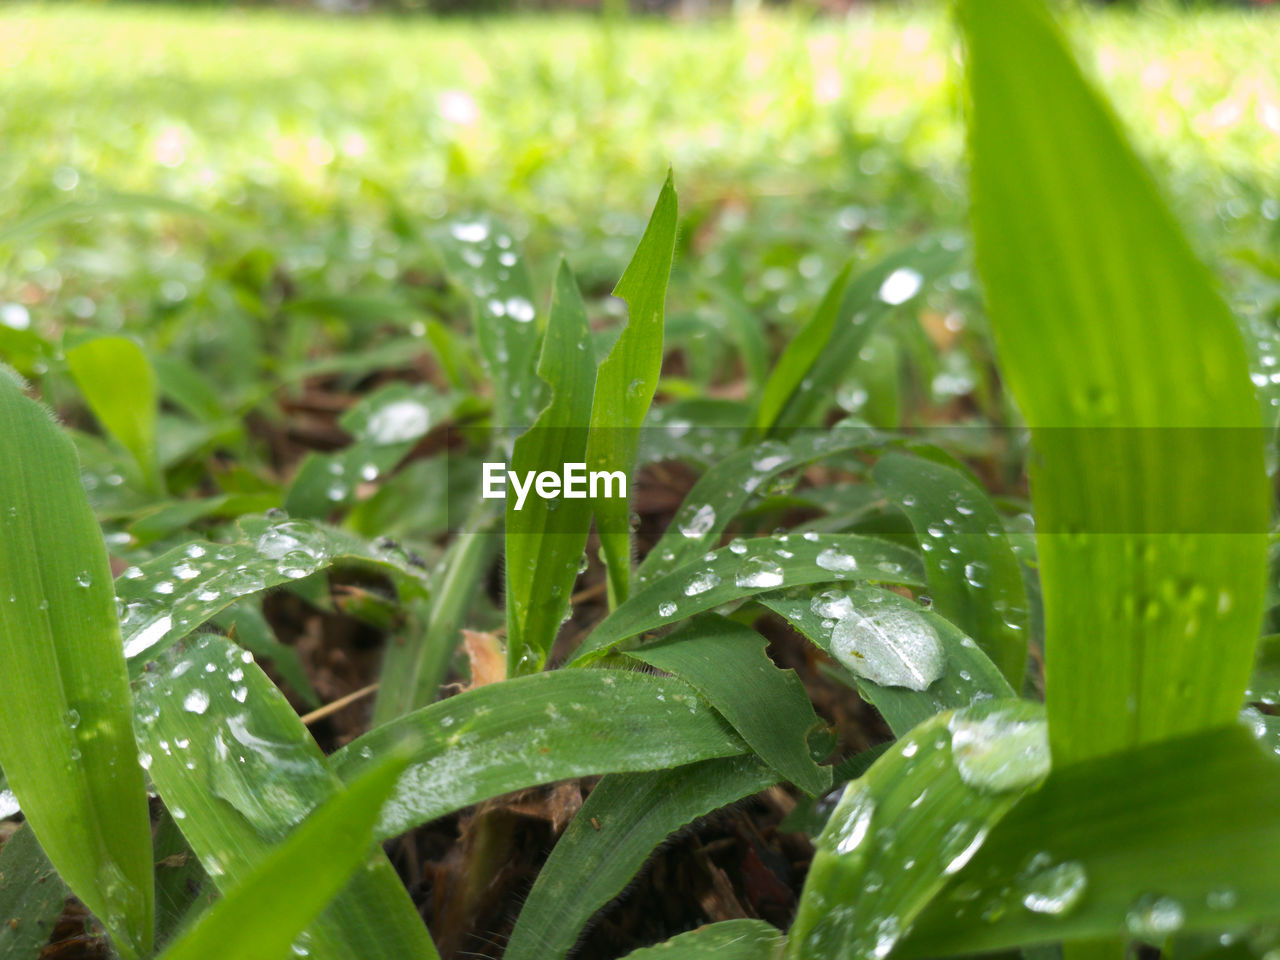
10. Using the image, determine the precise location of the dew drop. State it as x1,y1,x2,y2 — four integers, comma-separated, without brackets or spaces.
831,606,944,690
679,504,716,539
1022,860,1088,915
735,556,784,589
948,706,1050,793
684,571,721,597
878,267,923,305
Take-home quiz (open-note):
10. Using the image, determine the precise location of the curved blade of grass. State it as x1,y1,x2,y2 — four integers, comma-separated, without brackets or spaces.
901,724,1280,956
372,510,501,724
331,668,749,839
133,632,441,960
506,259,597,674
760,586,1014,736
626,615,829,796
0,825,70,958
571,533,924,665
788,700,1048,960
585,172,678,606
0,369,154,959
961,0,1268,764
767,240,961,435
118,513,427,668
873,450,1029,688
66,336,162,493
156,744,412,960
506,754,781,960
752,260,855,437
622,920,787,960
635,426,881,584
434,215,542,433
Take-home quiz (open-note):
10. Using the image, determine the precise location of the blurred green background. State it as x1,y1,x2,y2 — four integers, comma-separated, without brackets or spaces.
1,2,1277,443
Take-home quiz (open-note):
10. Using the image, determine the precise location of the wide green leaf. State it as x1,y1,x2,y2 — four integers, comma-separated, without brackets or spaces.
626,615,829,796
902,724,1280,956
505,259,597,674
66,336,162,493
155,745,412,960
133,632,441,960
760,585,1014,736
117,514,427,668
635,427,880,585
506,755,781,960
0,369,154,959
585,172,679,605
961,0,1268,763
331,668,750,839
788,700,1048,960
873,451,1029,688
571,533,924,664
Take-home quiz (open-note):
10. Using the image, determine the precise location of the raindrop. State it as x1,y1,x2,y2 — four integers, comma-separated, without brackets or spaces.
831,788,875,855
658,601,678,618
1022,860,1088,915
878,267,923,305
949,707,1050,793
505,297,535,323
831,606,944,690
76,570,93,588
963,561,988,588
183,690,210,715
684,571,721,597
450,221,489,243
816,547,858,573
679,504,716,539
366,400,431,445
735,556,784,589
1125,894,1185,940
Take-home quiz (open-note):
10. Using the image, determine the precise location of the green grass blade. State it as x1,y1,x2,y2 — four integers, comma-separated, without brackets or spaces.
767,241,960,435
66,336,162,494
788,700,1048,960
0,370,154,959
635,427,879,585
0,825,70,958
331,668,749,839
155,745,412,960
506,755,781,960
760,586,1014,737
506,259,598,674
873,451,1029,688
434,215,543,433
752,260,855,437
372,522,500,724
901,725,1280,956
960,0,1268,763
117,514,427,668
571,534,924,665
621,920,787,960
626,615,829,796
133,633,441,960
585,172,679,606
